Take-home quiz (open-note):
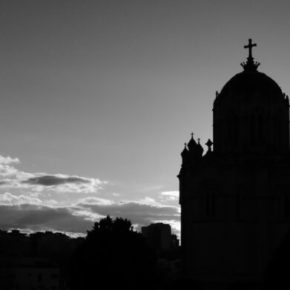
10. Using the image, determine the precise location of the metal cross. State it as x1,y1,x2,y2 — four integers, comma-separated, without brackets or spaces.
244,38,257,58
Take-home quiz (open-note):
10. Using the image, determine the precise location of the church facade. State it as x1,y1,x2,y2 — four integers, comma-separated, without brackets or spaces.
179,39,290,290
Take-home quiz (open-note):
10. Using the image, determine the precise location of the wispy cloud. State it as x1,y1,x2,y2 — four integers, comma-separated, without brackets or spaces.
77,196,114,206
159,190,179,202
0,192,43,206
0,156,20,165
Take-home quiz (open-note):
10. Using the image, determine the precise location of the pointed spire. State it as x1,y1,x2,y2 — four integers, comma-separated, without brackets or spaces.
241,38,260,71
187,133,197,150
181,143,190,166
181,143,188,156
187,133,204,160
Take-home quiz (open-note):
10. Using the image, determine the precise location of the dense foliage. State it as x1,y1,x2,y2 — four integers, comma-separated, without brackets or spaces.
68,216,156,290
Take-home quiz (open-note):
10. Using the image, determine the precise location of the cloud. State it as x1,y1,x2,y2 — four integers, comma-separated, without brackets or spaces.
0,155,25,178
85,200,180,235
0,204,93,233
161,191,179,198
0,154,106,194
0,192,42,206
160,190,179,202
78,199,180,227
77,196,114,206
0,156,20,165
23,175,90,186
75,195,181,235
137,196,165,207
21,174,104,193
0,155,180,236
75,195,180,227
0,194,180,236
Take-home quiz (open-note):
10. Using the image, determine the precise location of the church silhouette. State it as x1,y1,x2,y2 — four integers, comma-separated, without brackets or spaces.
179,39,290,290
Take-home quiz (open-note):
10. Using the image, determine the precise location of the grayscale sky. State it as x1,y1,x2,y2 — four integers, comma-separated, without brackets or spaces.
0,0,290,236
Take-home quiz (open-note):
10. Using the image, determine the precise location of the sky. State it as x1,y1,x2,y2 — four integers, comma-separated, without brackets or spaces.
1,0,290,237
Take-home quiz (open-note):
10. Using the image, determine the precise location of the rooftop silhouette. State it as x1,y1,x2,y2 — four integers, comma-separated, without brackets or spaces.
179,39,290,290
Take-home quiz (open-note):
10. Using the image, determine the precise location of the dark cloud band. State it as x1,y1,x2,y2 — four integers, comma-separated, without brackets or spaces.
0,200,180,235
22,175,91,186
0,204,93,233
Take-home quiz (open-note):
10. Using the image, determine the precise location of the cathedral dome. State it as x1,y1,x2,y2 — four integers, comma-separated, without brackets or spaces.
215,70,283,106
213,39,289,154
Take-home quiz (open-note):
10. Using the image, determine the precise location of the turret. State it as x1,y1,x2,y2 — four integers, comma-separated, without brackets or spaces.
181,133,204,168
181,143,189,165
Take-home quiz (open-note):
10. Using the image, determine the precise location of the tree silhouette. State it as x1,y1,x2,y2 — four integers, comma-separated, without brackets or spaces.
68,216,156,290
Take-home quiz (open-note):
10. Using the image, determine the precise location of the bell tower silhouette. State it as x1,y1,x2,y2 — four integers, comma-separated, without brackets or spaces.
179,39,290,290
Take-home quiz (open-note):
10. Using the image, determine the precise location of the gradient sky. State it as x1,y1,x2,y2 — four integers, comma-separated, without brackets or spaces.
0,0,290,236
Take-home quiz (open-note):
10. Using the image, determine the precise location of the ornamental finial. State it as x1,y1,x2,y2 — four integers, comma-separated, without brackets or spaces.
206,139,213,152
241,38,260,71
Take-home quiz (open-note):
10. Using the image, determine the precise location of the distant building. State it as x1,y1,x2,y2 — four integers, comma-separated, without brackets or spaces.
141,223,179,252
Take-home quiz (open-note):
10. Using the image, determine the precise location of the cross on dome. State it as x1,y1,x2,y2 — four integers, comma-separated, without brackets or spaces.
244,38,257,59
241,38,260,71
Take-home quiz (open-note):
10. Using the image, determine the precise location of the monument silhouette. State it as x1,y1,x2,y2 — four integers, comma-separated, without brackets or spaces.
179,39,290,290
